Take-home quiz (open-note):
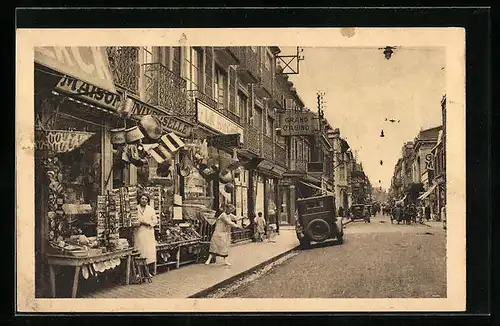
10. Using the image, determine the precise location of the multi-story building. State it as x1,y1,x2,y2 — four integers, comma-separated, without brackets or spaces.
431,95,446,217
411,125,443,188
328,128,352,212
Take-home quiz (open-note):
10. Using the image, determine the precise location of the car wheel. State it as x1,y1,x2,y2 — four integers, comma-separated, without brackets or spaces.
305,219,331,242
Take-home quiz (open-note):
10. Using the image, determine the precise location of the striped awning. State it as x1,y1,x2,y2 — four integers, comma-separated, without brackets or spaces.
418,183,438,200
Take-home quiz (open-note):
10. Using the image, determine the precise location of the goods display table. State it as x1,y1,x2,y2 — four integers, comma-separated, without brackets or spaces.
156,238,202,273
46,247,134,298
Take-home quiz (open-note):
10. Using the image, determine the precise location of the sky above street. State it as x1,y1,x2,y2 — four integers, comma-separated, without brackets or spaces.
281,46,446,191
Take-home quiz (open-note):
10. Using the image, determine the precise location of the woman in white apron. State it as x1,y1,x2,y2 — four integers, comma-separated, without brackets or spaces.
134,193,157,276
205,204,242,266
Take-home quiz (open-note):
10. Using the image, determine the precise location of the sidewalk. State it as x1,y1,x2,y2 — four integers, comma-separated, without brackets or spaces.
423,220,444,229
83,229,299,298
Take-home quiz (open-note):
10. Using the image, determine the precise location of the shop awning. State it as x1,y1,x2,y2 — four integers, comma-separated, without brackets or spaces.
299,181,334,196
418,183,438,200
35,46,117,94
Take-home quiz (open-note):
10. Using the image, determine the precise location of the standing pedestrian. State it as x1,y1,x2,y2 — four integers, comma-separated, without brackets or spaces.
338,206,344,218
134,193,158,277
425,205,431,221
255,212,266,242
205,204,242,266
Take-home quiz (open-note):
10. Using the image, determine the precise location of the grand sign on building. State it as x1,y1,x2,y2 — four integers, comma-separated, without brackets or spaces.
279,110,315,136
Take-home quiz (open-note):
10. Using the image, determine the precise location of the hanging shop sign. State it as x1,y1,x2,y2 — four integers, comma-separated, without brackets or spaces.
35,130,95,153
196,99,244,143
130,98,193,138
207,133,241,149
35,46,116,94
55,76,122,111
279,111,315,136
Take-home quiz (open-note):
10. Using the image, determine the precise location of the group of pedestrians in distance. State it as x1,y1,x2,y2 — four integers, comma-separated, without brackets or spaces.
385,202,432,225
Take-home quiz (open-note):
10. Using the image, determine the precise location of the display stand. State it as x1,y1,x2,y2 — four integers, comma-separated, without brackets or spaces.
46,247,133,298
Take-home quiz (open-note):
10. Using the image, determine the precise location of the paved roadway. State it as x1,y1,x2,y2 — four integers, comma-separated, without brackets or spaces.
222,213,446,298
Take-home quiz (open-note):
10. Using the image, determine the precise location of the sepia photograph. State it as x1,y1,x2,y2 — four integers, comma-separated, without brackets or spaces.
16,27,466,312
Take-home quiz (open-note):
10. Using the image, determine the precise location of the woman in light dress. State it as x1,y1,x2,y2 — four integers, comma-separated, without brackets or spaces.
134,193,158,277
205,204,242,266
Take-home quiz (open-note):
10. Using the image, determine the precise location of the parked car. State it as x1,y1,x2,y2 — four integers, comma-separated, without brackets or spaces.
350,204,371,223
295,195,344,249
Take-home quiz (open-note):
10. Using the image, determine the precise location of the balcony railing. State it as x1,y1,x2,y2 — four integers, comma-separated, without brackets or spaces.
232,47,261,84
106,47,140,94
274,143,287,168
187,89,218,109
289,159,307,173
262,134,274,161
142,62,187,115
242,124,261,155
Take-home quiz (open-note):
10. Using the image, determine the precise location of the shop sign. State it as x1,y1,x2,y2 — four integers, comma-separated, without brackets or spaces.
131,98,193,138
35,46,116,94
279,111,314,136
207,133,241,149
35,130,95,153
55,76,122,111
425,153,434,170
196,99,244,143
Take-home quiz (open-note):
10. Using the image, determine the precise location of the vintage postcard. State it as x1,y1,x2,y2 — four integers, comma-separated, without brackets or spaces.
16,27,465,312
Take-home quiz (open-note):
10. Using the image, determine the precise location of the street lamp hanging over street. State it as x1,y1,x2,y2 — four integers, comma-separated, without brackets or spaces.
379,46,396,60
380,129,385,137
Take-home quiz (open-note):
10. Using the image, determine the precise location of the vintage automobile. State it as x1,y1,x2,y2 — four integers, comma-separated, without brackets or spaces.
295,195,344,249
350,204,371,223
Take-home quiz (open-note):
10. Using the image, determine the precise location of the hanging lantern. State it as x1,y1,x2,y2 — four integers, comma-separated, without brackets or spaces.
380,160,383,165
380,129,385,137
383,46,394,60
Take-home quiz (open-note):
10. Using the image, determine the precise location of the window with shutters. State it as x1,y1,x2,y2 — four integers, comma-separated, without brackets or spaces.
185,47,203,91
238,91,248,122
265,52,273,71
172,47,181,76
214,65,227,110
266,116,273,137
254,105,263,132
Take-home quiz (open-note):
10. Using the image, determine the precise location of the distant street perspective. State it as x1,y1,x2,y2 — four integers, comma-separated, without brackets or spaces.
211,213,446,299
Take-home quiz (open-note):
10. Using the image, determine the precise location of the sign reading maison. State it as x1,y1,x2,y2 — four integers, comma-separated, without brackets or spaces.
280,111,314,136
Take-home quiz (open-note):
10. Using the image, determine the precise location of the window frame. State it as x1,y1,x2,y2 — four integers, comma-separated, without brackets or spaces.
185,47,204,91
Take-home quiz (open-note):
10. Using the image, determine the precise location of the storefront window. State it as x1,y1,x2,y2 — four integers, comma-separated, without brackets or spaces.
42,112,103,229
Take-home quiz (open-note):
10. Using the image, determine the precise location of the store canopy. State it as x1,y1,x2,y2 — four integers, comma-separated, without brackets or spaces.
418,183,438,200
35,46,117,94
299,181,334,196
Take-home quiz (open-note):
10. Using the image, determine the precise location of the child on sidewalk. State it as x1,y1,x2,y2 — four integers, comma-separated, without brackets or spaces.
255,212,266,242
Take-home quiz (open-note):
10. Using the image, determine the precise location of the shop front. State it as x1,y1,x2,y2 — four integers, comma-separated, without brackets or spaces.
193,98,253,243
34,47,134,298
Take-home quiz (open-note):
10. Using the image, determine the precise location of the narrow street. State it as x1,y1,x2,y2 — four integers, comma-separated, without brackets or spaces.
211,214,446,298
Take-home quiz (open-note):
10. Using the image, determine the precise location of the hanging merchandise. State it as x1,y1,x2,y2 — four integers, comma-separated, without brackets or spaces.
145,186,162,221
139,114,163,142
110,128,126,147
178,151,193,177
116,96,134,119
224,182,235,193
122,125,148,167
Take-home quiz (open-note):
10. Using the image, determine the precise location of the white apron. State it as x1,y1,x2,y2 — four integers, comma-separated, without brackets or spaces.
133,204,157,264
